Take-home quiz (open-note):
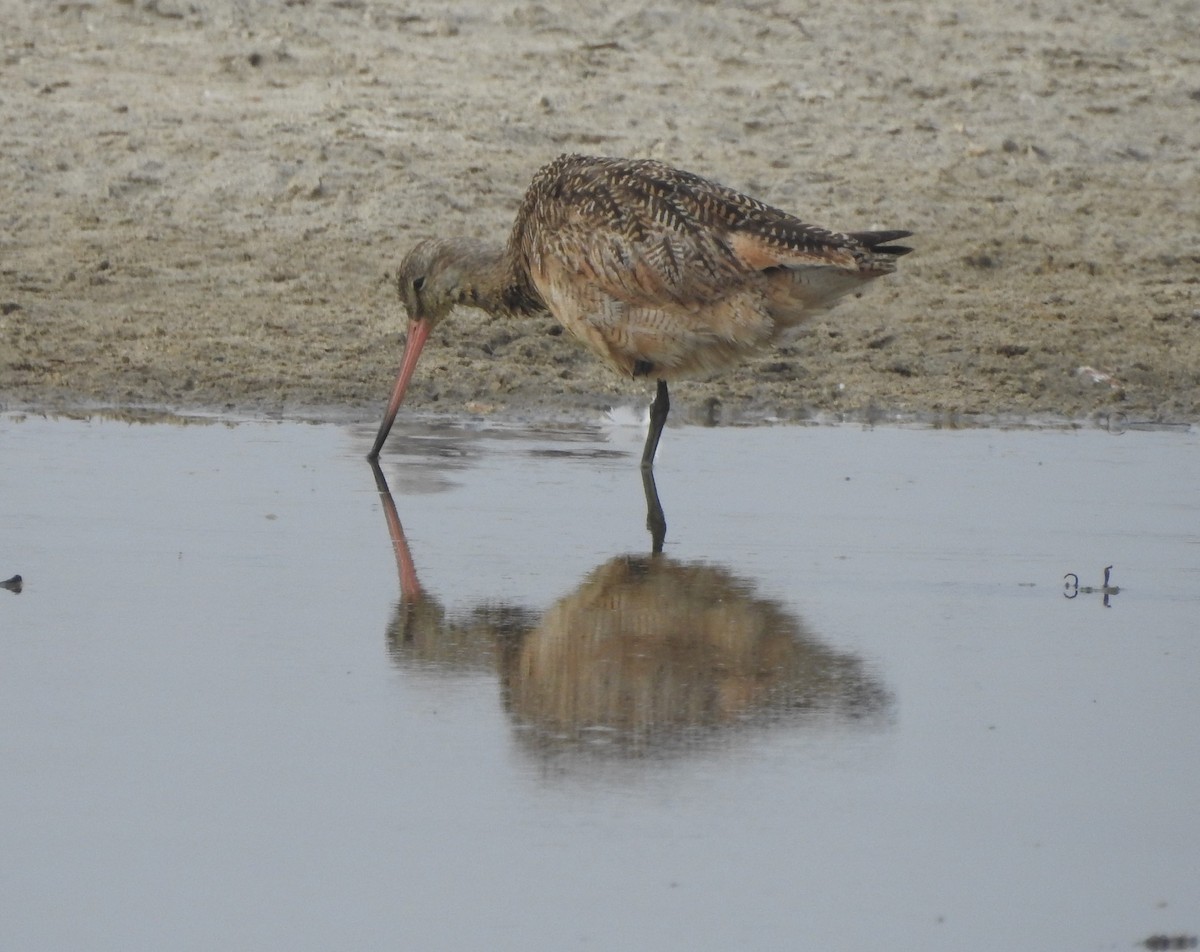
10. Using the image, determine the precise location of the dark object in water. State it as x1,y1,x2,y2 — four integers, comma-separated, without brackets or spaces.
1063,565,1119,606
2,574,22,593
1142,936,1199,951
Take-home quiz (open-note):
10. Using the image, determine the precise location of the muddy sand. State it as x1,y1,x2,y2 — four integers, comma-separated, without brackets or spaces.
2,0,1197,429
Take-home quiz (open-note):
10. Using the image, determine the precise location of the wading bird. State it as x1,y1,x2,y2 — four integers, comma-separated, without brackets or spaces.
369,154,911,466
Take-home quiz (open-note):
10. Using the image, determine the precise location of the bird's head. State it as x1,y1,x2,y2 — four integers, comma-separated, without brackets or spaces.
395,237,471,327
368,237,487,460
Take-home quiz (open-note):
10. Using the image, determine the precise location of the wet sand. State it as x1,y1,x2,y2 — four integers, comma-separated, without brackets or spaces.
2,1,1197,425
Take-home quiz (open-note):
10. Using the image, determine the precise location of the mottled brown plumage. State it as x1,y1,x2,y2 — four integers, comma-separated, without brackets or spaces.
369,154,911,464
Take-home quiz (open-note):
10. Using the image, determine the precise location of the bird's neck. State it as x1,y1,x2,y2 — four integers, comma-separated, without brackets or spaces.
445,239,517,316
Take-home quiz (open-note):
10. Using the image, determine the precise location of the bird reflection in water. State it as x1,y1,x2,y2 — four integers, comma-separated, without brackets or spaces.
371,463,890,761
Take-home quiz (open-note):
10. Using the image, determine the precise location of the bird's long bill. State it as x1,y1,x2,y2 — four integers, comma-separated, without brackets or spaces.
367,318,431,460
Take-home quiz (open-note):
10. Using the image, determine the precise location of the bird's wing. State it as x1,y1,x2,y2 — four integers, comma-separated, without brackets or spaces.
518,155,869,312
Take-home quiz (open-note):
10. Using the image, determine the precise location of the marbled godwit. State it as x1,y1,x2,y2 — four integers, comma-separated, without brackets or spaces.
369,154,911,466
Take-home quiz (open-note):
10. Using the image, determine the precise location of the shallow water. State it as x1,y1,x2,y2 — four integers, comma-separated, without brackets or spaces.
2,411,1197,951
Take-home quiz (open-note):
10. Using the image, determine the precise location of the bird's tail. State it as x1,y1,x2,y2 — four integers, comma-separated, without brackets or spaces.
849,230,914,258
846,230,913,275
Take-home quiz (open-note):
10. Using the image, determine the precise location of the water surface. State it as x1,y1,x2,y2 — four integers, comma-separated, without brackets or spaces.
2,412,1197,951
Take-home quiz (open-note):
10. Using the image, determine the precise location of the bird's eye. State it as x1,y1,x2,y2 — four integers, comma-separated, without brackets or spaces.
412,276,426,292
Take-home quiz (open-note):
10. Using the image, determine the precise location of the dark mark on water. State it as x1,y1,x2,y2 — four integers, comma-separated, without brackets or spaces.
1141,935,1198,951
1063,565,1119,607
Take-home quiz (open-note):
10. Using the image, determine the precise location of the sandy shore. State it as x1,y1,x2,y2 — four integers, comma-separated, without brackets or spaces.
2,0,1197,427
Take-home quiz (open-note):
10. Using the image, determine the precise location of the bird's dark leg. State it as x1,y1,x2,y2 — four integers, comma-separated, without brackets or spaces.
641,379,669,469
641,467,667,553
